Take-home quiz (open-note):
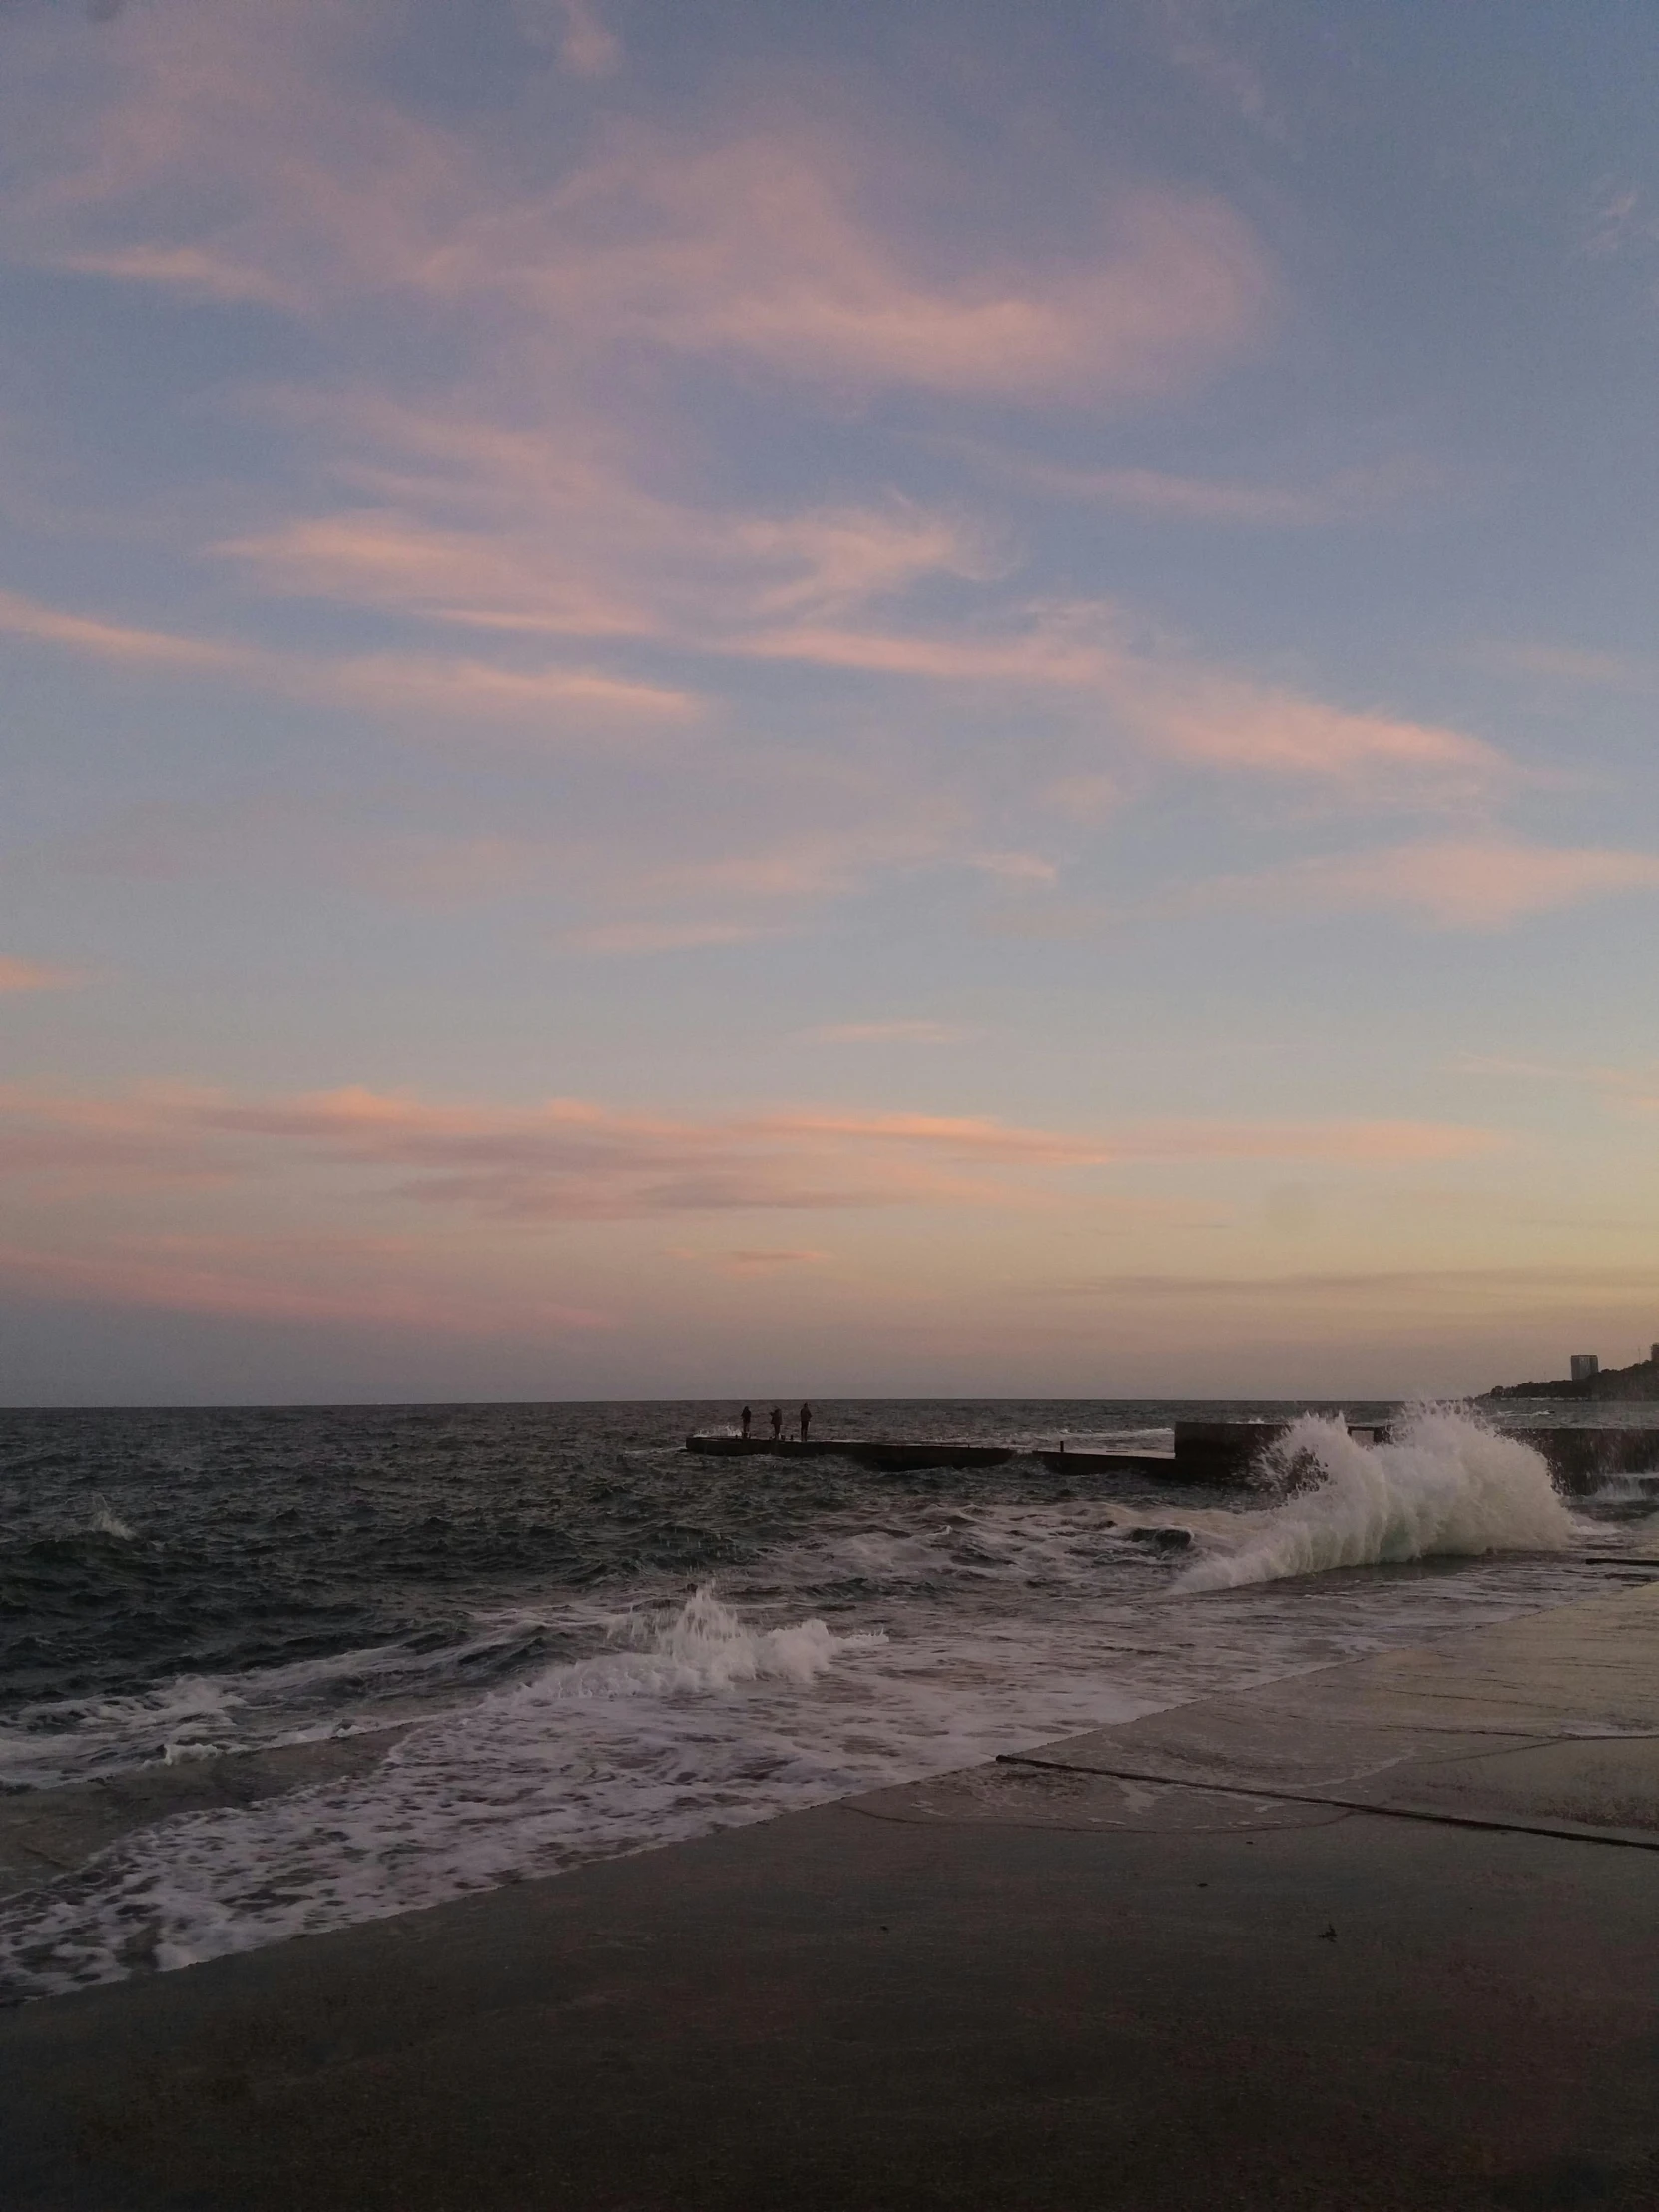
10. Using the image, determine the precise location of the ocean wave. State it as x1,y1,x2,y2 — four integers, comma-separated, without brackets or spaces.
1177,1407,1578,1592
575,1585,880,1694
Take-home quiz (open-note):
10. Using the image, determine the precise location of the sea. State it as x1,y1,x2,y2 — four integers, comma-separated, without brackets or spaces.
3,1396,1657,2006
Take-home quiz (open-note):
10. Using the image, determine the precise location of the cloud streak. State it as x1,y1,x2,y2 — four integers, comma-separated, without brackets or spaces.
0,587,250,671
0,1083,1505,1228
1206,835,1659,930
0,1237,611,1335
0,956,85,994
739,610,1502,794
7,10,1270,403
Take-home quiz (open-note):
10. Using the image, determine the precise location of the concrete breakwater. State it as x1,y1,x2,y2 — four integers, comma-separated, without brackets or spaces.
687,1419,1659,1491
684,1433,1175,1475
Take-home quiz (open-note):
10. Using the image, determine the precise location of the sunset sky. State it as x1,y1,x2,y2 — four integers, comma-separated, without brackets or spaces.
3,0,1657,1403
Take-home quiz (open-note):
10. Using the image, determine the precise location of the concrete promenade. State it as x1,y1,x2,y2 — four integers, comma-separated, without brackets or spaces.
6,1583,1659,2209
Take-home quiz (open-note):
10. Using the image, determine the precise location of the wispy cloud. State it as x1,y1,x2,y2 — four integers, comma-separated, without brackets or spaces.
1204,835,1659,930
0,956,86,994
0,1236,612,1334
7,8,1271,402
326,652,700,727
740,608,1502,796
0,583,700,732
1049,1263,1659,1310
0,586,250,670
514,0,624,78
0,1082,1504,1229
47,243,298,306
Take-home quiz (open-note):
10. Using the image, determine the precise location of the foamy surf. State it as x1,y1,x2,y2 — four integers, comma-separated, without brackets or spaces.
1178,1407,1579,1592
545,1585,882,1698
5,1399,1650,2008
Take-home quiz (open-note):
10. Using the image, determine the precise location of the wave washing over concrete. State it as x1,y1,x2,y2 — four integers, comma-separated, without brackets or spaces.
0,1402,1650,2004
1178,1408,1579,1592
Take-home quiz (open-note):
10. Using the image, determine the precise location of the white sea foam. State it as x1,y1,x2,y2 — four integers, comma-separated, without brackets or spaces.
2,1463,1639,2004
0,1674,246,1792
1177,1407,1579,1592
577,1585,881,1695
0,1619,546,1792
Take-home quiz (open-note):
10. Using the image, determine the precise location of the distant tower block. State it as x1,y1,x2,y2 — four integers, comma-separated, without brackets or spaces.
1570,1353,1600,1383
1651,1344,1659,1366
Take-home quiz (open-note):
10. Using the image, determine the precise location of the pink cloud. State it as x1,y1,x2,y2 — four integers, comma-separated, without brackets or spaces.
1212,836,1659,929
0,956,85,994
0,587,249,671
1117,666,1498,788
739,611,1501,794
0,581,700,733
326,652,700,726
214,420,995,648
47,243,299,307
530,141,1271,401
7,14,1269,404
0,1237,612,1335
0,1083,1505,1230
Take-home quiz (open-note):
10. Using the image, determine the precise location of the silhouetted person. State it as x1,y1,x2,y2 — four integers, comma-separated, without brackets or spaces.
799,1401,812,1442
740,1405,752,1439
770,1405,783,1441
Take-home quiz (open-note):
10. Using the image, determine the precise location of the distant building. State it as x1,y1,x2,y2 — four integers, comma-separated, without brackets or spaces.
1651,1344,1659,1366
1570,1354,1600,1383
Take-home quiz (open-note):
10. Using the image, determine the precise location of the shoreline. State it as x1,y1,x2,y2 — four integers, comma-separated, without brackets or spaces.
6,1578,1659,2208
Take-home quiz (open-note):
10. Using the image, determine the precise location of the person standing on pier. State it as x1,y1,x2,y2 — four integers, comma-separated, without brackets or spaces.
740,1405,752,1439
770,1405,783,1441
799,1402,812,1442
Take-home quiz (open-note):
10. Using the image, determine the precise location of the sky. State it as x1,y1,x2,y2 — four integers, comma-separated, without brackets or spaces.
2,0,1658,1405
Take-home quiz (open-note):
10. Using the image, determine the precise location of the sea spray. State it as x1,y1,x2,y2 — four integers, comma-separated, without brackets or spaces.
1178,1406,1578,1592
558,1584,882,1699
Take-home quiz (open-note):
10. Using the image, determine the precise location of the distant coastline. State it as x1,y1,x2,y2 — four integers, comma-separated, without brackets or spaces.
1483,1352,1659,1402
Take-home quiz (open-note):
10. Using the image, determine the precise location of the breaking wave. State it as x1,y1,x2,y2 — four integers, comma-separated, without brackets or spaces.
561,1585,881,1697
1178,1407,1579,1592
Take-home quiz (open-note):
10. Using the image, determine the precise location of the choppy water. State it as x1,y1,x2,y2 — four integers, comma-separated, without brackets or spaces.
2,1397,1655,2004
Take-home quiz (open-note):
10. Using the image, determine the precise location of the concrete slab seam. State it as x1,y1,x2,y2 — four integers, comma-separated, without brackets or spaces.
990,1755,1659,1851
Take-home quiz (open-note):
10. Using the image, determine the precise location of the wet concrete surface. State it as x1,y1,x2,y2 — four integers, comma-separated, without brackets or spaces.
5,1587,1659,2210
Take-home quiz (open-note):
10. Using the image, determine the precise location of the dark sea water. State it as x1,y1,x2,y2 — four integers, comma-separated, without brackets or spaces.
3,1397,1655,2004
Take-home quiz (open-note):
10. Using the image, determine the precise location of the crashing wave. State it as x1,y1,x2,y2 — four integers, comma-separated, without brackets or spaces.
1178,1406,1577,1592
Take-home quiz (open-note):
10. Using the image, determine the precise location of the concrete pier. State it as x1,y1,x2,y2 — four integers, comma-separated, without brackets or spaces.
688,1422,1659,1491
7,1582,1659,2208
685,1433,1177,1475
1503,1426,1659,1493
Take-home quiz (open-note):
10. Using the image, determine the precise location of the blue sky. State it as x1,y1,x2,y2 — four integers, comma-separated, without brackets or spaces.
2,0,1657,1403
